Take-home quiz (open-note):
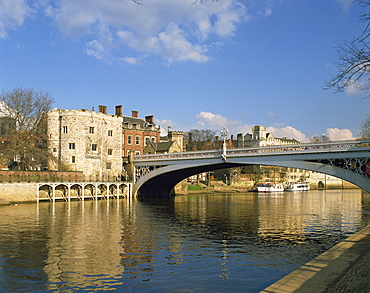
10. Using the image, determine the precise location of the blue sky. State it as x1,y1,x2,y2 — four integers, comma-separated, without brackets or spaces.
1,0,369,142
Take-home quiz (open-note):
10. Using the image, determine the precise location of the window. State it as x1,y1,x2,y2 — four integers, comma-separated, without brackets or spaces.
135,135,140,145
145,137,150,146
69,143,75,149
89,127,94,134
135,151,140,155
52,148,57,152
92,144,97,151
108,130,113,136
71,156,75,163
127,135,132,145
106,162,112,169
108,149,113,155
62,126,68,133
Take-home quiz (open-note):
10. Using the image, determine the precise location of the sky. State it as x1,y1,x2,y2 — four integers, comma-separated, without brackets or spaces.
1,0,369,142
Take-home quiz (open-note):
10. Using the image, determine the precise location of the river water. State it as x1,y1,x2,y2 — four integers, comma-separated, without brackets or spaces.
0,189,369,293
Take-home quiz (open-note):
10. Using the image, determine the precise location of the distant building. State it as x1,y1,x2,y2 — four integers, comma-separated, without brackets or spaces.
235,125,300,148
144,126,183,154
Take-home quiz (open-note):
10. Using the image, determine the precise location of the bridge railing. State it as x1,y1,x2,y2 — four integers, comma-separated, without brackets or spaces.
134,140,370,162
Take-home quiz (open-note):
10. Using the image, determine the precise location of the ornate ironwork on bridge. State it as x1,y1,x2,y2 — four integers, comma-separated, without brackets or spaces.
135,165,165,182
316,157,370,179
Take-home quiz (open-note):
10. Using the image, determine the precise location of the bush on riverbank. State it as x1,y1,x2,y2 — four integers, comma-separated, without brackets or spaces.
187,184,205,191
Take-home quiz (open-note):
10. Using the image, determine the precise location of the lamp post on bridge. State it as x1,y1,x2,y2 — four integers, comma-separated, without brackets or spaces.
220,126,229,162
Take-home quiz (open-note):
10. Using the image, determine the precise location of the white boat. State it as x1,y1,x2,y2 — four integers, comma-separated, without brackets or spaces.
284,181,310,191
256,182,284,193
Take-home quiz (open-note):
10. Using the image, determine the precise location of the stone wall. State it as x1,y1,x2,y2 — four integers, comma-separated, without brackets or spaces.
47,109,123,180
0,170,84,182
0,183,38,203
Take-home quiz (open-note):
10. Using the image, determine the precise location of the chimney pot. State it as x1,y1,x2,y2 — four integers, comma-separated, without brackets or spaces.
115,105,122,116
145,115,154,123
98,105,107,114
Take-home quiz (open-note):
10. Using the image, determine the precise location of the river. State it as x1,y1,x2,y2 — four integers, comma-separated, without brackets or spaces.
0,189,369,292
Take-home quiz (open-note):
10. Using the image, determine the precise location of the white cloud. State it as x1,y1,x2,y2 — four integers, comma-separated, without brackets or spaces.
0,0,31,38
335,0,353,12
194,111,306,141
1,0,282,64
194,111,358,143
325,128,354,141
121,56,138,65
267,126,308,142
194,111,314,143
344,78,367,96
156,118,177,136
44,0,248,63
196,111,231,127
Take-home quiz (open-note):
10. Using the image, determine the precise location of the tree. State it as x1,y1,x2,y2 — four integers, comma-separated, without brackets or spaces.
0,87,55,170
360,113,370,138
310,135,330,143
184,129,217,150
325,0,370,98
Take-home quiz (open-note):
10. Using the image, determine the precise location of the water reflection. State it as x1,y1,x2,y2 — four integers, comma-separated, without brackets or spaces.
0,190,369,292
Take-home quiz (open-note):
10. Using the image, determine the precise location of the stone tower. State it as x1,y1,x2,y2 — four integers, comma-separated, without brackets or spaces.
167,126,184,152
252,125,267,141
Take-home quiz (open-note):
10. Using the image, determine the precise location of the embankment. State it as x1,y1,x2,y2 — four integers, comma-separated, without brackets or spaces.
0,183,38,204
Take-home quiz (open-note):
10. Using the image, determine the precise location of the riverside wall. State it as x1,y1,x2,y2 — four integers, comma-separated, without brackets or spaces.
0,183,38,204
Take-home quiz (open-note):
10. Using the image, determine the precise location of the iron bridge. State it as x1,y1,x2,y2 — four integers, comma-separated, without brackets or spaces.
133,140,370,196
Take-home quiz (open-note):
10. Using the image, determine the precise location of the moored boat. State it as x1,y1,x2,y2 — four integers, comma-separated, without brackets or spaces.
256,182,284,193
284,181,310,191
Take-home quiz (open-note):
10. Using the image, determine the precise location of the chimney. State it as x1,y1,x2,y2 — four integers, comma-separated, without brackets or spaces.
132,110,138,118
98,105,107,114
145,115,154,123
115,105,122,116
215,136,219,142
189,133,193,143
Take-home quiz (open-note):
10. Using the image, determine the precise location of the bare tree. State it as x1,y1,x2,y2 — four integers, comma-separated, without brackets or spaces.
310,135,330,143
184,129,217,150
0,87,55,170
325,0,370,98
1,87,54,132
360,113,370,139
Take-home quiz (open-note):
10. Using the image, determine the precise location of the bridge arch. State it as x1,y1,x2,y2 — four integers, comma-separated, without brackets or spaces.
134,141,370,196
135,160,369,197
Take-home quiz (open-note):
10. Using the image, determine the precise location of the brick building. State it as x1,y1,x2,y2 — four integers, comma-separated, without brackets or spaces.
121,109,161,157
